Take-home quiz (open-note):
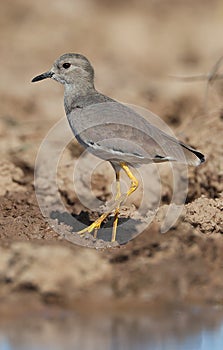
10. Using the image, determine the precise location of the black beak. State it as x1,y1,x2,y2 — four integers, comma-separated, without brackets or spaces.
31,71,54,82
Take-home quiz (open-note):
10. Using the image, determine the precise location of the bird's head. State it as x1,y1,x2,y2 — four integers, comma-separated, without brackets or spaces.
32,53,95,88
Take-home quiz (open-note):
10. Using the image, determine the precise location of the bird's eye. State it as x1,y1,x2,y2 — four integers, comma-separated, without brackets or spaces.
62,63,71,69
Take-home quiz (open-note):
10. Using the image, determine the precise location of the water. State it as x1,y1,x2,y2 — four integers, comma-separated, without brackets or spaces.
0,306,223,350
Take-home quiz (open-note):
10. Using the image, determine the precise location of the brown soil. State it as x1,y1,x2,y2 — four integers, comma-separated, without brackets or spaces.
0,0,222,315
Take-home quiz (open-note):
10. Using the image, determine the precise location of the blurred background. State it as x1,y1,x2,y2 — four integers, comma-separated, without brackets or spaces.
2,0,223,104
1,0,223,165
0,0,223,349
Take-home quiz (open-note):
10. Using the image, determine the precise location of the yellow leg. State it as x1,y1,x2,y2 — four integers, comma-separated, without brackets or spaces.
120,162,139,198
77,170,122,240
111,208,120,242
112,164,139,241
77,164,139,242
112,170,121,242
115,170,121,200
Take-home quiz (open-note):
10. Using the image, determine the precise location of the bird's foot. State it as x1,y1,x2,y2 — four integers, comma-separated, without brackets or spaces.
76,185,132,242
76,212,109,238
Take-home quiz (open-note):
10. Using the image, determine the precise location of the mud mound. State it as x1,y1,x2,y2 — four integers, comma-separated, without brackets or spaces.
186,196,223,234
0,190,58,241
0,161,25,195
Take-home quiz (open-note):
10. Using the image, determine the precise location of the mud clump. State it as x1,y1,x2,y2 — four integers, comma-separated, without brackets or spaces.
186,196,223,234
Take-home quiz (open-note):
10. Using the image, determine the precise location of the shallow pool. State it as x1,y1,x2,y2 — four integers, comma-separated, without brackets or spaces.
0,306,223,350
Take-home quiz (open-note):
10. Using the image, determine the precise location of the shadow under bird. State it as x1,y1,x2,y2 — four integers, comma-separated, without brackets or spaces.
32,53,205,242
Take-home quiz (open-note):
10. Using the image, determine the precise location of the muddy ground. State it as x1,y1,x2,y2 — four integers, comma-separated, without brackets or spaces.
0,0,223,317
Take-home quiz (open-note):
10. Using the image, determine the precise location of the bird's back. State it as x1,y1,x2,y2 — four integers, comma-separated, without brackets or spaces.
66,93,204,166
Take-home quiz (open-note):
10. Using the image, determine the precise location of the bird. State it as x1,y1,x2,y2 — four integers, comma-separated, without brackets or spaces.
32,53,205,242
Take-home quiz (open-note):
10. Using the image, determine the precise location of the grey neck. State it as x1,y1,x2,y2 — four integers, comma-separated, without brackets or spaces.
64,81,96,113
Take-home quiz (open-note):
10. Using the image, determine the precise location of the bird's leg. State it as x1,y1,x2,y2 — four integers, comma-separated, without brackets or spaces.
112,163,139,242
77,170,122,240
111,170,121,242
120,162,139,199
115,169,121,201
77,164,138,242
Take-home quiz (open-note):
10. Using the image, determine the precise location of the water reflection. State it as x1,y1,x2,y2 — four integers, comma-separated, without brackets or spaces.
0,306,223,350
